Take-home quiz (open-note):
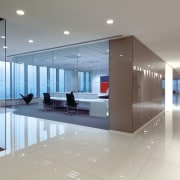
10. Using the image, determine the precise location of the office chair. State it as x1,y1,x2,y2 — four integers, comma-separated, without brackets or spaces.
66,93,78,114
20,93,33,104
43,92,53,109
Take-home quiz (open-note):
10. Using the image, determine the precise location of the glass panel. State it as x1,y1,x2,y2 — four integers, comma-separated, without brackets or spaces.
0,18,6,150
7,39,109,130
77,41,109,122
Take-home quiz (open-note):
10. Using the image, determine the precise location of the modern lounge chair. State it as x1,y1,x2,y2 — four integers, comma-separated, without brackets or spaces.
20,93,33,104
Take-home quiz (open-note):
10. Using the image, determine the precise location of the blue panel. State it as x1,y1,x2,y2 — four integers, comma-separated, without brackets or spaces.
100,76,109,83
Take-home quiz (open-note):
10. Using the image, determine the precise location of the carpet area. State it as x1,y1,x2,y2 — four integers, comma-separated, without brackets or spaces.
11,103,109,130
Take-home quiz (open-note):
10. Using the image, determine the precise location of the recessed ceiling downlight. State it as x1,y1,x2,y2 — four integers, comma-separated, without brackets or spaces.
64,31,70,35
16,10,25,15
28,39,34,43
3,46,8,49
106,19,114,24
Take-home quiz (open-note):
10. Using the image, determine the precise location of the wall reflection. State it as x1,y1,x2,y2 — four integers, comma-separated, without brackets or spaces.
0,113,65,157
132,37,165,132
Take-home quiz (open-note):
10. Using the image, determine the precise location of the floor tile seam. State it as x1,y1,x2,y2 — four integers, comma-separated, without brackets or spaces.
48,159,95,176
78,156,107,179
78,173,105,180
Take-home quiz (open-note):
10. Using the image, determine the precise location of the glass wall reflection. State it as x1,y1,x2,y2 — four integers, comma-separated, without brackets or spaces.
3,40,109,129
0,114,66,157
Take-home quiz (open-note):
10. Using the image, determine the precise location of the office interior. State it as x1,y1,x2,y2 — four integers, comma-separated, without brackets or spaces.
1,38,110,134
0,18,172,151
2,1,180,178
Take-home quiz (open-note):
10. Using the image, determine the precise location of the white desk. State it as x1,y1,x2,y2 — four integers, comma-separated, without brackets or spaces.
51,97,109,118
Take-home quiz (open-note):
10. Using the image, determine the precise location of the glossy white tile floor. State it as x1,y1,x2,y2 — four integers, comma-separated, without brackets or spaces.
0,105,180,180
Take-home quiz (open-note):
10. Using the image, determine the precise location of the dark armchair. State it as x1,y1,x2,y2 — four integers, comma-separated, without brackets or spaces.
42,92,54,110
43,93,53,105
20,93,33,104
66,92,78,114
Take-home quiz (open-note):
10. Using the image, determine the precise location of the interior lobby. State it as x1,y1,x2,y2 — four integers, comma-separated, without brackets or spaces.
1,1,180,179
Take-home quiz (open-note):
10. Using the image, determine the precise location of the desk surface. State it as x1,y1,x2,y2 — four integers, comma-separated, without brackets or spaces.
51,97,108,103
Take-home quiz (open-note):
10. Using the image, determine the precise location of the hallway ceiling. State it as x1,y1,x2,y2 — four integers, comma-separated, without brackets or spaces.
1,0,180,74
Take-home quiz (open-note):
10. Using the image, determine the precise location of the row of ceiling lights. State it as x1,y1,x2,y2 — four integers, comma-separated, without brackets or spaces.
16,9,114,33
1,9,114,48
1,9,114,49
16,10,70,36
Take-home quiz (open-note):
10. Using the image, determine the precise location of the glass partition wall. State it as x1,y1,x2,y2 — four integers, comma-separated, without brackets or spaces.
0,18,6,150
8,40,109,129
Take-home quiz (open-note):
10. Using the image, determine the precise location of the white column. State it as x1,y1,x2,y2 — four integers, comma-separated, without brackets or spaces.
165,64,173,111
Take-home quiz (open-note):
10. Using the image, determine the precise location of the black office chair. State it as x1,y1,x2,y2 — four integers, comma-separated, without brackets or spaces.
20,93,33,104
66,93,78,114
43,92,53,109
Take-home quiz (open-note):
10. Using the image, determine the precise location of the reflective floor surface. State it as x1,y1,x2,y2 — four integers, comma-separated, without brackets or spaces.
0,105,180,180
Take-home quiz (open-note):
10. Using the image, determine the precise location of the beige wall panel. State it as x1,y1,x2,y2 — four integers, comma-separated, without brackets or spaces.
132,37,165,131
109,36,164,133
109,37,133,132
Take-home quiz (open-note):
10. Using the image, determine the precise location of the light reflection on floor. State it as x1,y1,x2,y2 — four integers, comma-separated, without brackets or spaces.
0,100,180,179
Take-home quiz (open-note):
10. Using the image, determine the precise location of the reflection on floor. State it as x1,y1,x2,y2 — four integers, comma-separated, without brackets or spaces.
11,103,109,130
0,103,180,179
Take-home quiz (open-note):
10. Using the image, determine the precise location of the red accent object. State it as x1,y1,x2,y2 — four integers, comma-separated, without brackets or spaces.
100,82,109,93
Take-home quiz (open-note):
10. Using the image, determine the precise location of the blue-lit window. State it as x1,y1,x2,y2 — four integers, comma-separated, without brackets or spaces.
173,80,177,91
79,72,84,92
59,69,64,92
85,72,91,92
162,80,165,89
40,67,47,96
12,63,24,99
50,68,56,93
6,62,11,99
0,61,11,99
28,65,37,97
178,80,180,90
78,71,91,92
0,61,6,99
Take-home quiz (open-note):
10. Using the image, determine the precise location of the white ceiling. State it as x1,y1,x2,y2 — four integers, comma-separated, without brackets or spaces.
1,0,180,74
